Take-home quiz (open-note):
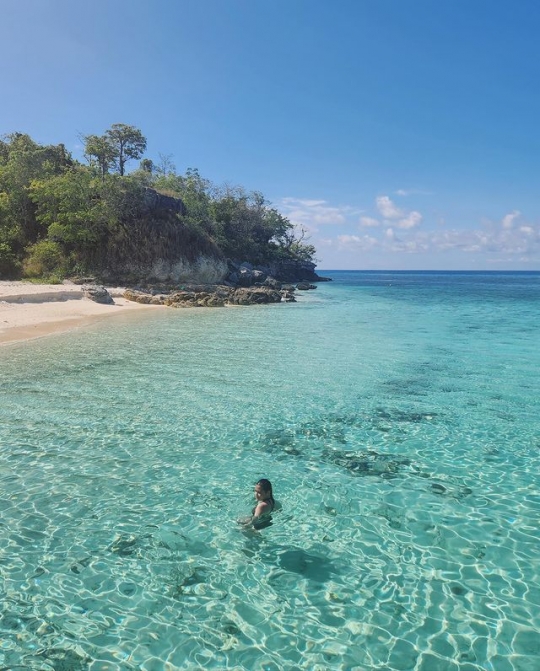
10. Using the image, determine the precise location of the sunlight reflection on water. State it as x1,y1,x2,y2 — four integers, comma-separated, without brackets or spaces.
0,272,539,669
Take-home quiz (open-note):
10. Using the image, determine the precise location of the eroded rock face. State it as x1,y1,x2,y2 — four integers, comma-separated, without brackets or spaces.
83,285,114,304
112,257,329,289
143,188,187,215
101,256,228,286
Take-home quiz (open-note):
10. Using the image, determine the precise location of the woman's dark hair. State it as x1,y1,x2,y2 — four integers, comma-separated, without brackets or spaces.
257,478,274,503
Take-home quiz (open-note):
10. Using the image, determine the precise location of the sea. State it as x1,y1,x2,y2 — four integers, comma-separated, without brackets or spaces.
0,270,539,671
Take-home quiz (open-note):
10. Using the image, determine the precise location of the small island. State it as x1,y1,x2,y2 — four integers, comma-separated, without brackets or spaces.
0,124,329,297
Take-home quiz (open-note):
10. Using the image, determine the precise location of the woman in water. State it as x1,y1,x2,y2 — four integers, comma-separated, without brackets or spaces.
239,478,276,529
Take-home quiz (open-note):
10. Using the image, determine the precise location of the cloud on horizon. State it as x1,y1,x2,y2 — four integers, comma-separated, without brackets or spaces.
278,193,540,264
332,222,540,257
278,197,360,232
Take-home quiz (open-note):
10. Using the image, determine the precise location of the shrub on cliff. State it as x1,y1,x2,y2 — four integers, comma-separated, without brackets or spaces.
22,240,66,278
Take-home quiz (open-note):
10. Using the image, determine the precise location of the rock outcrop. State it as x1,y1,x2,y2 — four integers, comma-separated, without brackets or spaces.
124,284,295,308
225,259,331,286
82,285,114,304
100,256,228,286
142,188,187,215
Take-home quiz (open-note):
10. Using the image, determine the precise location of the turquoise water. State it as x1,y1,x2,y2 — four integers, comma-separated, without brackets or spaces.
1,271,539,670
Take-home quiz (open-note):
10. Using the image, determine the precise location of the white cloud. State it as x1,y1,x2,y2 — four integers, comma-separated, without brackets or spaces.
278,197,357,230
293,199,326,207
501,210,521,230
421,224,540,255
317,237,335,247
360,216,379,228
325,220,540,260
376,195,423,230
397,211,422,229
395,188,432,197
280,192,540,266
337,234,378,251
376,196,403,219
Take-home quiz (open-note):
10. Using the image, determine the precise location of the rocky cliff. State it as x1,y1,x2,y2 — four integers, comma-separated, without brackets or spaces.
100,256,228,285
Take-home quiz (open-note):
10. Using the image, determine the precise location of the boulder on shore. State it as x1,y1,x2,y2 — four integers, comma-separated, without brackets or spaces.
83,285,114,304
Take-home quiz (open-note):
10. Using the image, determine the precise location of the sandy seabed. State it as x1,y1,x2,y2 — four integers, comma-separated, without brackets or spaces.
0,281,164,345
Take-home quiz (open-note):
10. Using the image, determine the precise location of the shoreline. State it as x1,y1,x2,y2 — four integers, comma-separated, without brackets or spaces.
0,281,165,346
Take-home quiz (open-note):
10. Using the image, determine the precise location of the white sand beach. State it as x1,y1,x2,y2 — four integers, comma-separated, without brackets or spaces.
0,281,164,345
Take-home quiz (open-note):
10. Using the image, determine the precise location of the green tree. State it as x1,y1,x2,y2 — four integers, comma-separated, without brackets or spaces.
83,134,116,178
0,133,72,259
106,123,147,176
30,169,101,247
153,167,214,234
210,185,303,263
139,158,154,173
83,124,147,177
29,170,149,274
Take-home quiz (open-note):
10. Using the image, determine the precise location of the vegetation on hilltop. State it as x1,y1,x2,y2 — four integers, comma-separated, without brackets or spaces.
0,124,315,281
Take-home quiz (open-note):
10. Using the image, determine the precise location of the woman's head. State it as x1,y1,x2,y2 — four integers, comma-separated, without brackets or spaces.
254,478,273,501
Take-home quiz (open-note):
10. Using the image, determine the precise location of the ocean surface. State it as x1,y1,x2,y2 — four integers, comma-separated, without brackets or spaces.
1,270,539,671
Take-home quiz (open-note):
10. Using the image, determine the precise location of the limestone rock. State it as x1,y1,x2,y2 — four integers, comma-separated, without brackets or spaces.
123,283,289,308
123,289,155,304
229,287,283,305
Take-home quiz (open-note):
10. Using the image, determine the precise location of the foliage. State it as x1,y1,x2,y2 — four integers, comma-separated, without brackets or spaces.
152,169,316,265
0,241,20,278
22,240,66,278
83,124,147,177
0,133,73,260
83,134,116,178
0,126,316,281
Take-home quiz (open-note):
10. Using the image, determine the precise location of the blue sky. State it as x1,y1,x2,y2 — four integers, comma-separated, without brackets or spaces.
2,0,539,270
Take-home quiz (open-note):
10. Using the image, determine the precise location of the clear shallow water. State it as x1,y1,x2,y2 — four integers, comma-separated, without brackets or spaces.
0,270,539,670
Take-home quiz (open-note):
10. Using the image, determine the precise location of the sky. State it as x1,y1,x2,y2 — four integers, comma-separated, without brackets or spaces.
2,0,540,270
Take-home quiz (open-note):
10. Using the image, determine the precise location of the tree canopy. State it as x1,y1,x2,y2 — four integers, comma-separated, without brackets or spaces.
83,123,147,177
